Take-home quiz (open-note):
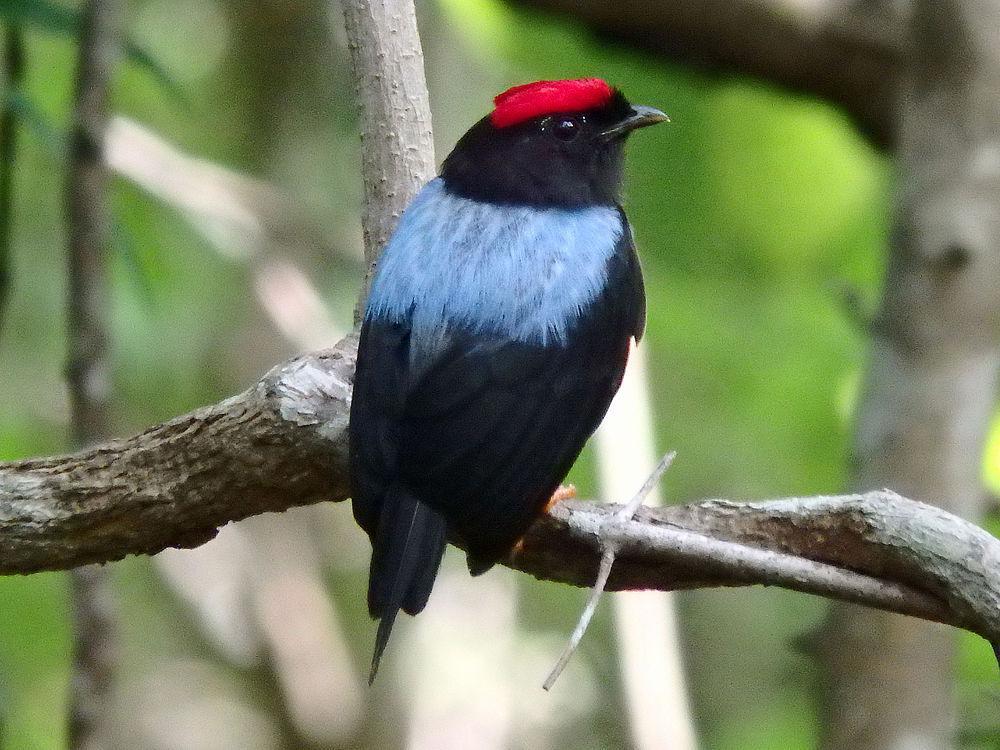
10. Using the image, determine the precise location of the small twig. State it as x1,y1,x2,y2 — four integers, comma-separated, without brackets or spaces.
618,450,677,521
543,451,676,690
0,23,25,342
543,546,615,691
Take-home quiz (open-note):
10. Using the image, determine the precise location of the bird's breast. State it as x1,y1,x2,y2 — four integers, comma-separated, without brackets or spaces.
366,178,625,346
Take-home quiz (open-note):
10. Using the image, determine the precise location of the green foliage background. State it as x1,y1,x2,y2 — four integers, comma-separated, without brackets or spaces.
1,0,997,747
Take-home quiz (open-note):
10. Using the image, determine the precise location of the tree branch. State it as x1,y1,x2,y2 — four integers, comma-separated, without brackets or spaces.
1,333,998,655
0,336,357,573
506,0,907,146
514,495,999,640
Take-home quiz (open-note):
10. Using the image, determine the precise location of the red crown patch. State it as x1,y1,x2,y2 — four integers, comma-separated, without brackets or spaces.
490,78,613,129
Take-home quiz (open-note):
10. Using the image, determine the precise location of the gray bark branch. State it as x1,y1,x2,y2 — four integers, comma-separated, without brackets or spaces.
1,335,999,656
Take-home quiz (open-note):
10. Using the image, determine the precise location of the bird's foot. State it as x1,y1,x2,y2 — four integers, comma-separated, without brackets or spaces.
511,485,578,558
544,483,577,514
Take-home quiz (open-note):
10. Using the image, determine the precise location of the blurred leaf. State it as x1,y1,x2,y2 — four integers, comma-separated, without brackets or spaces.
112,214,157,308
982,414,1000,497
0,0,75,35
1,1,185,102
0,573,70,750
123,41,185,103
713,692,816,750
959,728,1000,750
1,85,64,154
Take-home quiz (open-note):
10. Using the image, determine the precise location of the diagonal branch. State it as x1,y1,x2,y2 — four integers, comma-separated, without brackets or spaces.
1,333,998,655
514,496,1000,639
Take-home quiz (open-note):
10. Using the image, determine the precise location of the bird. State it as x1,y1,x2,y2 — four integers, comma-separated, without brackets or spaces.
349,77,667,682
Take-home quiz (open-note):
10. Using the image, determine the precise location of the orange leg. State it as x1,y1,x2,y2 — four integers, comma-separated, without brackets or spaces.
543,483,577,513
512,485,578,556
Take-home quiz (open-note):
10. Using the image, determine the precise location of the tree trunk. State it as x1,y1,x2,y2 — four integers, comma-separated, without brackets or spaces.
818,2,1000,748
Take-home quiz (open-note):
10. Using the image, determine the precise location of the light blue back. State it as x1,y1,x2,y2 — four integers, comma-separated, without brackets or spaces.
365,178,624,347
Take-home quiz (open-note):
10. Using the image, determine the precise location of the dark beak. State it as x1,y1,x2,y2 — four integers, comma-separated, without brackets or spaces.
600,105,669,140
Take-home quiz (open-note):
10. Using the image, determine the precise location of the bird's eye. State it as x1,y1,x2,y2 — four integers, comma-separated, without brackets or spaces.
551,117,580,141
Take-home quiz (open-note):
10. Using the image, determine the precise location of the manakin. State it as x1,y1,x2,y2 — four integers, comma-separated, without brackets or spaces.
349,78,667,681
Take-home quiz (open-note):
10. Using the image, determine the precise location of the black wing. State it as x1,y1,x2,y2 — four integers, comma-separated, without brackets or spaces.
350,226,644,570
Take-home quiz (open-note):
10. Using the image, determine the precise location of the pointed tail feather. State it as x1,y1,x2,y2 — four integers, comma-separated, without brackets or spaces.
367,486,447,683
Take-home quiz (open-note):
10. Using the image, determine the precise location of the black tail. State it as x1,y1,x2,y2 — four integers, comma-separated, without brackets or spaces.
367,485,447,683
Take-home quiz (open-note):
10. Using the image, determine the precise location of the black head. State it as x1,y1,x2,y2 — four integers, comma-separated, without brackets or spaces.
440,78,667,208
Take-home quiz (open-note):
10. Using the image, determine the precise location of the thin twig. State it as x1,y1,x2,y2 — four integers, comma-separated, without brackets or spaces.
596,348,696,750
65,1,123,747
543,547,615,690
618,451,677,521
543,451,676,690
0,23,24,341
